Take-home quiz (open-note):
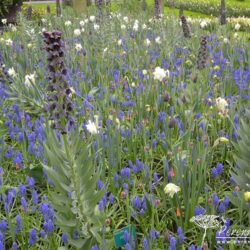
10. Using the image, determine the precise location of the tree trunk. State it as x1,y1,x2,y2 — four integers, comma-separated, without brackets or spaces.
220,0,226,25
56,0,61,17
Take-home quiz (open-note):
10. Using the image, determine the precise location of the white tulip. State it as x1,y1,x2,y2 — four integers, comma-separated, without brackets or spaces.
74,29,81,36
75,43,82,52
153,67,168,81
164,183,181,198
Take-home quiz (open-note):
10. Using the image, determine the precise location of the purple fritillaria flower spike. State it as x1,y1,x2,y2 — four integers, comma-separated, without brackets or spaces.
43,31,74,134
180,15,191,38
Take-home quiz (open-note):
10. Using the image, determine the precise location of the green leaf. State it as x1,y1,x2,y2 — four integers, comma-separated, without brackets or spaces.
42,126,104,246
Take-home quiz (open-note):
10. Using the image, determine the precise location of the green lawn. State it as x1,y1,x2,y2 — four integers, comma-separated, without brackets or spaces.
22,2,56,13
22,1,210,19
21,0,250,19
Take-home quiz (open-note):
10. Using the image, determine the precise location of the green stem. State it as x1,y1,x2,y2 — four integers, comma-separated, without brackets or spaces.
62,134,88,230
201,227,207,246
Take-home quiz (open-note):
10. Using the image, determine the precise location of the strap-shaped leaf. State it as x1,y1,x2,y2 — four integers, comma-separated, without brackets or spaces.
42,126,105,247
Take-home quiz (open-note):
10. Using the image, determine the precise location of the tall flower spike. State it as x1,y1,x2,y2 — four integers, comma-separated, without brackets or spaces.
95,0,103,17
26,6,32,20
220,0,226,25
43,31,74,134
180,15,191,38
197,36,208,70
154,0,161,19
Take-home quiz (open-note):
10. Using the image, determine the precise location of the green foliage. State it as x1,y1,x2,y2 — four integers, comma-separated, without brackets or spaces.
231,111,250,192
42,126,110,248
226,111,250,219
0,0,23,19
21,5,46,20
0,0,12,19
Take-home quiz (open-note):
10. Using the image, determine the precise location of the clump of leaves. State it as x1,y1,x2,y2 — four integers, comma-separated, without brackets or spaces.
42,126,109,248
227,110,250,214
231,111,250,192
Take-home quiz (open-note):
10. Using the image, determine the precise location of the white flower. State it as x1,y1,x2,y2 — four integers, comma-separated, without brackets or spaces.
11,26,17,32
27,43,32,48
24,73,36,87
1,19,7,24
86,120,99,134
164,183,181,198
145,38,151,46
155,36,161,44
121,24,126,30
89,16,95,22
133,22,139,31
8,67,16,78
80,20,85,27
81,28,85,33
142,24,147,29
200,20,208,29
234,33,238,38
153,67,167,81
65,20,72,26
41,18,46,23
213,137,229,147
94,24,100,30
118,39,122,46
74,29,81,36
75,43,82,52
123,16,128,23
215,97,229,117
103,47,108,53
235,23,241,31
30,28,35,35
142,69,147,75
41,28,46,32
185,110,192,117
223,38,229,44
5,39,13,46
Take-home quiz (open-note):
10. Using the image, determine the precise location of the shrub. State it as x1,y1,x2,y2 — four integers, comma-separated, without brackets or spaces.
21,5,46,21
0,0,23,19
